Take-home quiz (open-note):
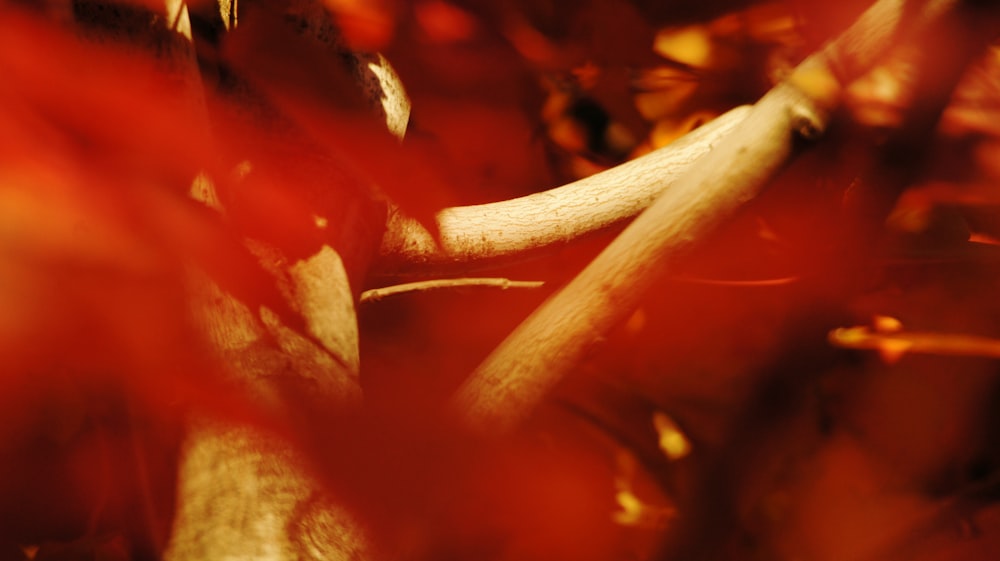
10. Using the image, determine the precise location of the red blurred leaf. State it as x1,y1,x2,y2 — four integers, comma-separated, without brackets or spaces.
220,3,456,231
0,6,303,420
323,0,400,50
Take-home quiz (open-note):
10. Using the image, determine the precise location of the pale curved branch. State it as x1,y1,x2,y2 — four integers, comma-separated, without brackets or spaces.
373,105,751,276
453,0,972,433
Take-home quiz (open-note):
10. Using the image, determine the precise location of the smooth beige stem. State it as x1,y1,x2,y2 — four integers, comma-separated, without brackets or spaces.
375,105,751,276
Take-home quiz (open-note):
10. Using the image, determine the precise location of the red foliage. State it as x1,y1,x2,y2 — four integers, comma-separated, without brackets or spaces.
0,6,284,547
3,1,1000,560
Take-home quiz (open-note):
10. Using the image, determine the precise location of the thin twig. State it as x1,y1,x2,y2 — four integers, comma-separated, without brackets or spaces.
830,325,1000,361
359,277,545,303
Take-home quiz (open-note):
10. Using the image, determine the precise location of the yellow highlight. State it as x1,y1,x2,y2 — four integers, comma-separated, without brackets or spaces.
612,490,644,526
653,26,713,68
788,63,842,109
612,450,676,528
878,339,912,364
653,411,691,460
188,172,221,210
873,315,903,333
829,326,865,345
